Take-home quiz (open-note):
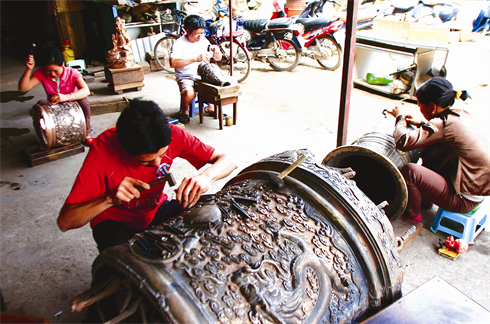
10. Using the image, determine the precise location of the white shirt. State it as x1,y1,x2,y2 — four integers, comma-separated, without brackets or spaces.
170,34,210,80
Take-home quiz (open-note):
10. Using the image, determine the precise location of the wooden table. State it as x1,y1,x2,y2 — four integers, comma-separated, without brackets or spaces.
195,80,241,130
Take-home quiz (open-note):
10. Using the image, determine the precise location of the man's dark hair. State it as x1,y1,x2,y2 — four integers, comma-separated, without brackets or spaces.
116,99,172,156
184,14,206,33
38,47,64,67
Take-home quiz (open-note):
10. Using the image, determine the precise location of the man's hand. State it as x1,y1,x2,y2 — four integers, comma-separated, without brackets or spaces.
175,174,211,209
25,54,35,70
196,53,211,64
110,177,151,204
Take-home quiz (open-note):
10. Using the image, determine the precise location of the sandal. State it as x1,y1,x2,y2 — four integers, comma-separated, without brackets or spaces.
179,113,190,124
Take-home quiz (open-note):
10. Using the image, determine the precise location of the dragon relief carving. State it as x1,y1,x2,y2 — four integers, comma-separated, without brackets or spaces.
131,178,361,323
263,149,401,274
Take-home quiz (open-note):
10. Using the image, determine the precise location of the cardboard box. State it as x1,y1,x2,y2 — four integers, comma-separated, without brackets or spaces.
373,17,461,45
409,23,460,45
373,17,411,41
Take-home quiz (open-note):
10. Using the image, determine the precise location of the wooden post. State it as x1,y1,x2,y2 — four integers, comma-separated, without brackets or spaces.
336,0,358,147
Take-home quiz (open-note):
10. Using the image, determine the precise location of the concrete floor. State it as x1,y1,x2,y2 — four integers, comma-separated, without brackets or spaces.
1,37,489,322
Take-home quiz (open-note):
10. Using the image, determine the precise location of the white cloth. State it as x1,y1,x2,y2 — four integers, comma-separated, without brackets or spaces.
171,35,210,80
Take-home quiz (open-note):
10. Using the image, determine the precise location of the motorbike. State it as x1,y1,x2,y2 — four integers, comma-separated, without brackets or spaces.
268,0,343,71
242,17,305,71
295,16,344,70
299,0,416,29
411,0,460,24
472,2,490,34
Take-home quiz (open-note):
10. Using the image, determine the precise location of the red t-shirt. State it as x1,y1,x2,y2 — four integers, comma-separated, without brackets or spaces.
65,125,215,229
33,66,82,101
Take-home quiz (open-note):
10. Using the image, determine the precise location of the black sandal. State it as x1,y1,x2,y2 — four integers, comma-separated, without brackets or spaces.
179,113,190,124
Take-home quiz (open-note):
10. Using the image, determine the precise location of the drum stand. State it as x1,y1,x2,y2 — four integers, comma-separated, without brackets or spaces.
22,143,85,167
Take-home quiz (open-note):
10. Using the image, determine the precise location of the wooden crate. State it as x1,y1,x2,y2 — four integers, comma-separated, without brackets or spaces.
104,65,144,94
22,143,85,167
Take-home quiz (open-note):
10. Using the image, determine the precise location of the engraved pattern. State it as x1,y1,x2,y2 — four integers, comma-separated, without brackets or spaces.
35,102,86,148
263,149,402,274
121,149,404,323
133,176,366,323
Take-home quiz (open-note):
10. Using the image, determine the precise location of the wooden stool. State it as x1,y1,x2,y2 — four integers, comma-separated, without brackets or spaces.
195,80,241,130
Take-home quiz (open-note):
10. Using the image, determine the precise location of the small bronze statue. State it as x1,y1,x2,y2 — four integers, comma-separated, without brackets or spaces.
107,17,135,69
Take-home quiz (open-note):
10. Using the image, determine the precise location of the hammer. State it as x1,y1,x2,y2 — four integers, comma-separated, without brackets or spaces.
114,167,176,205
269,154,307,188
146,165,176,189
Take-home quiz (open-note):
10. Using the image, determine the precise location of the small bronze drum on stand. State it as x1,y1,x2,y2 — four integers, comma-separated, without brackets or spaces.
32,101,86,150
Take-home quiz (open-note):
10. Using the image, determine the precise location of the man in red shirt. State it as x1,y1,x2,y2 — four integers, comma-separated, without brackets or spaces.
57,99,237,252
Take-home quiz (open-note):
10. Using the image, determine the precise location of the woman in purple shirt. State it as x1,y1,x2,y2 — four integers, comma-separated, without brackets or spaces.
18,47,93,145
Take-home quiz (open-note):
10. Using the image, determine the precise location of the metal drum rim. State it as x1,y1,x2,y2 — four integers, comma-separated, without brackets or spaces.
322,145,408,221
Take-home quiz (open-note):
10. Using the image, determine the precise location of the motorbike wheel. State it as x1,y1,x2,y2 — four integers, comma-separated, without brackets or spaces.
313,35,342,71
264,38,301,72
216,39,251,83
153,35,178,74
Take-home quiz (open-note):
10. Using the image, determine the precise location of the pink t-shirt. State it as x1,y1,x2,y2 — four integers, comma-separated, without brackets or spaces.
66,125,215,229
33,66,82,100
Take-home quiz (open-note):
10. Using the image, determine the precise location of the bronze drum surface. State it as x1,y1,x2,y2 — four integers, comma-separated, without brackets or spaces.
323,117,419,221
32,101,86,150
84,149,404,324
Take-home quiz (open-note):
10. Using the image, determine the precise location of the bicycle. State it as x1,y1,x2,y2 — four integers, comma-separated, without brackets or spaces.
153,9,251,83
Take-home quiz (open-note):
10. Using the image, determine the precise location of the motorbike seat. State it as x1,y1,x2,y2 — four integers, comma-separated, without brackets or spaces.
244,19,269,33
436,5,460,23
296,17,338,33
391,0,416,14
267,17,295,30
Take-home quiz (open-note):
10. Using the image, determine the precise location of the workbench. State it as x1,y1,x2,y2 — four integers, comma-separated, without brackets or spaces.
195,80,241,130
353,34,449,100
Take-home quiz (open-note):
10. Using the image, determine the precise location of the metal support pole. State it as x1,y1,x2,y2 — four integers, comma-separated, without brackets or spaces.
336,0,358,147
229,0,233,76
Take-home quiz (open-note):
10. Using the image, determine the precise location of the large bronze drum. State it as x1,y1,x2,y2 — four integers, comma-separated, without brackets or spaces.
73,149,404,323
32,101,86,150
323,116,419,221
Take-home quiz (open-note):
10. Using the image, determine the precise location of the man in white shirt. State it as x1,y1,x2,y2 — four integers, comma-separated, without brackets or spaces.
170,15,222,124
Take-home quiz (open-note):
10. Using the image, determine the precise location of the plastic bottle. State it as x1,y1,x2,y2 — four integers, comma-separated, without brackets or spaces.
61,39,75,64
366,73,393,85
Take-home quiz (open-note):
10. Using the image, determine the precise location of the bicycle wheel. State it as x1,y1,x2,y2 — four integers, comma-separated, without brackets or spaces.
313,35,342,71
215,39,251,83
154,35,178,73
263,38,301,72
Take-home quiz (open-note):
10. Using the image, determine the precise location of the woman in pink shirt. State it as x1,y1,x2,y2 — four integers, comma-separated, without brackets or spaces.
18,47,93,145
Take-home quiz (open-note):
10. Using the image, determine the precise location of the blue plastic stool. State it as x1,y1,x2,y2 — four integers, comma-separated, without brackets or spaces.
180,95,208,118
430,199,488,243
